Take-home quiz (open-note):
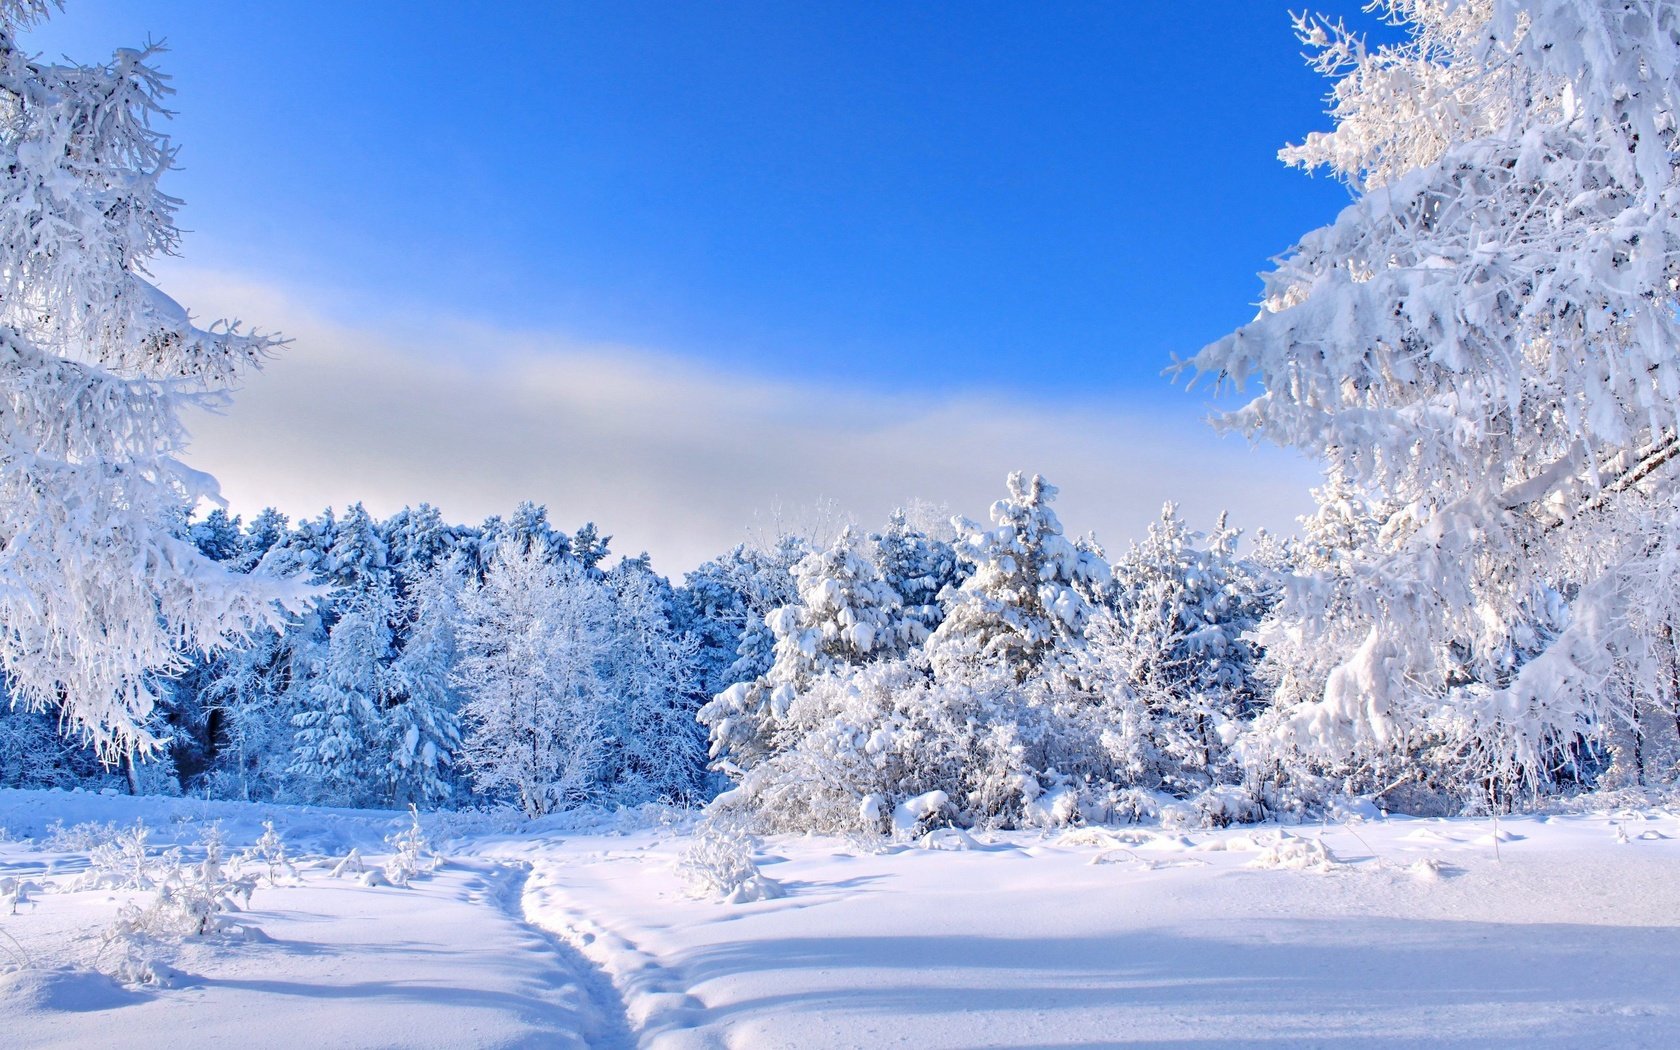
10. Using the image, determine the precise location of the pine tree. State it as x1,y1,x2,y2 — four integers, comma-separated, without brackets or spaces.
1080,504,1272,799
700,527,910,772
386,558,465,807
925,473,1106,686
0,2,297,759
385,503,458,589
604,557,707,804
290,580,396,806
870,510,961,645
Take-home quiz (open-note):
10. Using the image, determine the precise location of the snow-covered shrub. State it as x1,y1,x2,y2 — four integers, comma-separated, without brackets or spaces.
891,790,951,839
1,875,39,918
713,660,1058,833
676,817,783,903
81,823,157,891
382,807,438,887
1246,833,1340,874
328,848,367,879
238,820,299,886
708,478,1128,834
43,819,120,853
96,826,256,985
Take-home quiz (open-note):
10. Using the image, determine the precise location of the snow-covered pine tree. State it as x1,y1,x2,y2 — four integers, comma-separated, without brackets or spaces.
290,578,397,807
323,503,391,593
0,2,297,759
700,527,910,772
453,541,611,816
924,473,1106,686
870,510,961,644
570,521,611,575
385,503,458,591
385,557,465,808
189,509,245,564
603,556,707,805
673,557,755,700
285,504,399,804
1184,1,1680,798
237,508,291,574
495,502,568,565
1079,504,1272,804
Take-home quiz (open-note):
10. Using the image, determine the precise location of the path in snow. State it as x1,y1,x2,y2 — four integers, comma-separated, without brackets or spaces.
499,812,1680,1049
5,791,1680,1049
0,791,620,1050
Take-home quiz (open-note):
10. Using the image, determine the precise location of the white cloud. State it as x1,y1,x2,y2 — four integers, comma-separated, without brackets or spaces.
163,264,1322,575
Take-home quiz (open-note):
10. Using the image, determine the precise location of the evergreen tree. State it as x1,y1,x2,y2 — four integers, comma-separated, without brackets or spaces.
1080,504,1272,799
701,528,909,772
925,473,1106,686
386,503,458,589
386,559,465,807
870,510,961,644
0,3,296,758
290,580,396,807
604,557,707,804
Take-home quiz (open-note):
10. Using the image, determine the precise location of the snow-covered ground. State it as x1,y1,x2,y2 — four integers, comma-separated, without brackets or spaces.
2,789,1676,1049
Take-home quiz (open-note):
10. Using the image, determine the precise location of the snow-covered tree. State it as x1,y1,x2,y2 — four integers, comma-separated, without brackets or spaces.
676,534,810,708
925,473,1106,685
453,542,610,816
603,557,707,804
1185,1,1680,797
385,558,465,807
700,527,910,772
0,3,297,759
385,503,457,589
712,659,1050,834
870,510,961,644
290,580,396,806
711,481,1130,833
1078,505,1273,800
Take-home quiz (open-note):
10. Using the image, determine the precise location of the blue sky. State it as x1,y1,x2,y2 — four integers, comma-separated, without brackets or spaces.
29,1,1374,391
28,2,1380,569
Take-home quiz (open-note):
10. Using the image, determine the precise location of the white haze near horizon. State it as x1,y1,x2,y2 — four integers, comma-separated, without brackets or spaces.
163,264,1322,576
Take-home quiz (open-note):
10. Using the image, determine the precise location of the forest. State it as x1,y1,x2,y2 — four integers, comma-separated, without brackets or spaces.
2,0,1678,833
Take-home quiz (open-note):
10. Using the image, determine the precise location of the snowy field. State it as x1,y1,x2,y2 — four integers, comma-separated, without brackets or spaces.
1,790,1676,1049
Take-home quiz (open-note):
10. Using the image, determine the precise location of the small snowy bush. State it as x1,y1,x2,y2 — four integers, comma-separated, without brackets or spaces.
44,819,120,853
382,807,438,887
238,820,299,886
81,823,157,891
96,827,257,985
677,818,783,903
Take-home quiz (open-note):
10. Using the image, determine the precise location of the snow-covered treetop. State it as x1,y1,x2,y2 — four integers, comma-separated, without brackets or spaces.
926,472,1106,683
1192,0,1680,506
762,526,908,691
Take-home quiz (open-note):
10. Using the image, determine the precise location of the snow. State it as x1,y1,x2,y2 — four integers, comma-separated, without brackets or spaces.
2,788,1677,1048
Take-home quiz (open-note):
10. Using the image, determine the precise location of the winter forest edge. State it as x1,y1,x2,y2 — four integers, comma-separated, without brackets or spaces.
5,0,1680,845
